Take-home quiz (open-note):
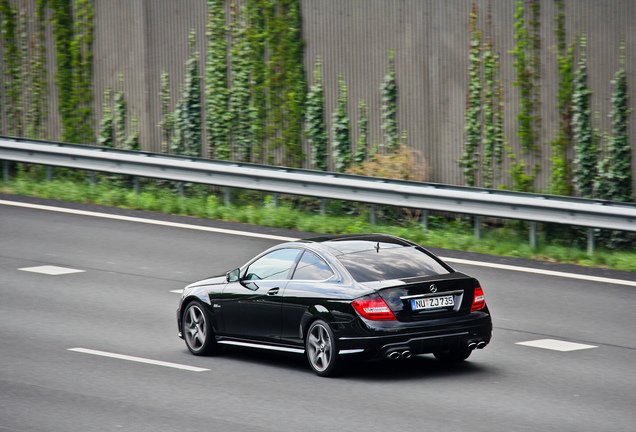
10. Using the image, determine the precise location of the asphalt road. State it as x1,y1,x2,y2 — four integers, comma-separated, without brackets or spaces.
1,195,635,432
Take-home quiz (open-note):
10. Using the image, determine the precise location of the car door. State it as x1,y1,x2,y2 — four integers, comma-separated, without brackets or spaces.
221,248,301,342
280,250,339,344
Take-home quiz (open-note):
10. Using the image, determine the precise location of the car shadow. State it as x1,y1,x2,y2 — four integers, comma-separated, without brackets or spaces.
341,355,493,381
207,347,493,381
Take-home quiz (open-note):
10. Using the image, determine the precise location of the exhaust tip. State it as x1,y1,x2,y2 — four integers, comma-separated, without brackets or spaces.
467,342,478,350
401,350,412,359
387,351,401,360
477,341,487,349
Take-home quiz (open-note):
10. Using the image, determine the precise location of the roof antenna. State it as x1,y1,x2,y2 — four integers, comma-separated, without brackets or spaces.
375,242,380,253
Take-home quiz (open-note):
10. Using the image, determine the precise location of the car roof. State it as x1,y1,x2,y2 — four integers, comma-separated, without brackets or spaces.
300,233,417,255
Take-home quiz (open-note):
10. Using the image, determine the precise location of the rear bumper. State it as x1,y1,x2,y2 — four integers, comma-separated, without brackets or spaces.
337,311,492,360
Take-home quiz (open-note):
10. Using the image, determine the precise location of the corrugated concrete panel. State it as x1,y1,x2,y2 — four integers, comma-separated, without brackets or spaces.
0,0,634,196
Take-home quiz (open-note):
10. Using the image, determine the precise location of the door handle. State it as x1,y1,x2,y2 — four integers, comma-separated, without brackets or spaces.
267,287,280,295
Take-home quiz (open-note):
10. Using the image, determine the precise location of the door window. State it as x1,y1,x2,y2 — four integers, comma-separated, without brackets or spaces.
292,251,335,281
244,248,300,281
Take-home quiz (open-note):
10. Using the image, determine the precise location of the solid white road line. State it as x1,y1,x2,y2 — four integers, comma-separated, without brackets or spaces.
68,348,209,372
441,257,636,287
0,199,296,242
3,199,635,287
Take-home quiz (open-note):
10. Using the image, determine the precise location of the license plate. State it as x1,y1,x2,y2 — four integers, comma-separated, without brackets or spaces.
411,295,454,310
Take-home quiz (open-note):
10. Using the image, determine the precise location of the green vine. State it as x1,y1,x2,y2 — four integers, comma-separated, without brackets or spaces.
71,0,95,144
354,100,369,168
28,0,49,139
229,6,253,163
332,74,351,173
205,0,229,160
50,0,94,144
304,56,328,171
509,0,540,191
510,0,541,154
549,0,574,196
1,0,22,136
482,7,504,189
572,35,597,199
171,30,202,158
246,0,266,163
113,74,126,147
460,4,481,187
158,70,174,153
381,50,398,153
597,44,633,203
260,0,306,166
97,86,113,147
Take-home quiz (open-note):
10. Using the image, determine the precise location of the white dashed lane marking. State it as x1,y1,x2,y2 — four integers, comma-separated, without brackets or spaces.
19,265,85,275
68,348,210,372
516,339,598,352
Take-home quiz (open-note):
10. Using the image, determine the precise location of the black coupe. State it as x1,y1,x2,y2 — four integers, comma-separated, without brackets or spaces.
177,233,492,376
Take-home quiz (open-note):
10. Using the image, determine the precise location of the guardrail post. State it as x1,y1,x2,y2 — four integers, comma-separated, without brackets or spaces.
474,216,482,239
3,161,8,181
370,204,377,225
320,198,327,215
134,177,141,195
224,187,232,206
587,228,595,255
529,222,537,248
89,171,96,186
46,166,53,182
273,193,280,207
420,210,429,230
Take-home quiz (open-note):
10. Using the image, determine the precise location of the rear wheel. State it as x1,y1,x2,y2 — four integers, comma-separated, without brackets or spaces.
306,320,339,377
433,348,472,363
182,301,219,356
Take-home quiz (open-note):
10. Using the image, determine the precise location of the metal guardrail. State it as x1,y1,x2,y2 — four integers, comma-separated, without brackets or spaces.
1,137,636,252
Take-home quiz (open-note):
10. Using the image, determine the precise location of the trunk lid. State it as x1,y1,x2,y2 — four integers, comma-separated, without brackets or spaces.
365,272,480,322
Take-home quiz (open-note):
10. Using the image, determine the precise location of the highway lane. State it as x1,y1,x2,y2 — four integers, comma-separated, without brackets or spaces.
1,196,635,431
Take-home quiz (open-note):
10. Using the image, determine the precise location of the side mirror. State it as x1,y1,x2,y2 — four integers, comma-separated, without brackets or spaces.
226,268,240,282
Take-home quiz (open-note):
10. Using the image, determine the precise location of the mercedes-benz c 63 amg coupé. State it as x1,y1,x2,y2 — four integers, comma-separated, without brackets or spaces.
177,234,492,376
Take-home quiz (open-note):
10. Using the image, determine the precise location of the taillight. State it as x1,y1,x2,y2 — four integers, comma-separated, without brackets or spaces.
471,286,486,311
352,298,396,321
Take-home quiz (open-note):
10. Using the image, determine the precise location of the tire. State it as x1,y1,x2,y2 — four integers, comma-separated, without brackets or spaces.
433,348,472,363
182,301,219,356
306,320,339,377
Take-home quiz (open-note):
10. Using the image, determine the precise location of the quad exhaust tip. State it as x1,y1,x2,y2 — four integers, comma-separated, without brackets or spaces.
386,350,412,360
387,351,401,360
467,340,488,350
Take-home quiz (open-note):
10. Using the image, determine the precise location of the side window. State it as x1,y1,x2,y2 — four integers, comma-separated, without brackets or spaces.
292,251,335,281
244,248,300,281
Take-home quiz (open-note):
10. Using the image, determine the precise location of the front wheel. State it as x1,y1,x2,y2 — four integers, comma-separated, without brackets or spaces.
433,348,472,363
306,320,339,377
182,301,219,356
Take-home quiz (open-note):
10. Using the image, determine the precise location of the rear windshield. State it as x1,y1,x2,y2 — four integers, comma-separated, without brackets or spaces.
336,246,450,282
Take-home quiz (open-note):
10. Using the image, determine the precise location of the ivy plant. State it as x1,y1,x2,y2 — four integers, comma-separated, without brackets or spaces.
205,0,230,160
597,45,633,203
332,75,351,173
381,50,398,153
304,57,328,171
572,35,597,199
549,0,574,196
1,0,22,136
354,100,369,168
172,30,202,158
229,6,253,163
158,70,174,153
460,4,482,187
